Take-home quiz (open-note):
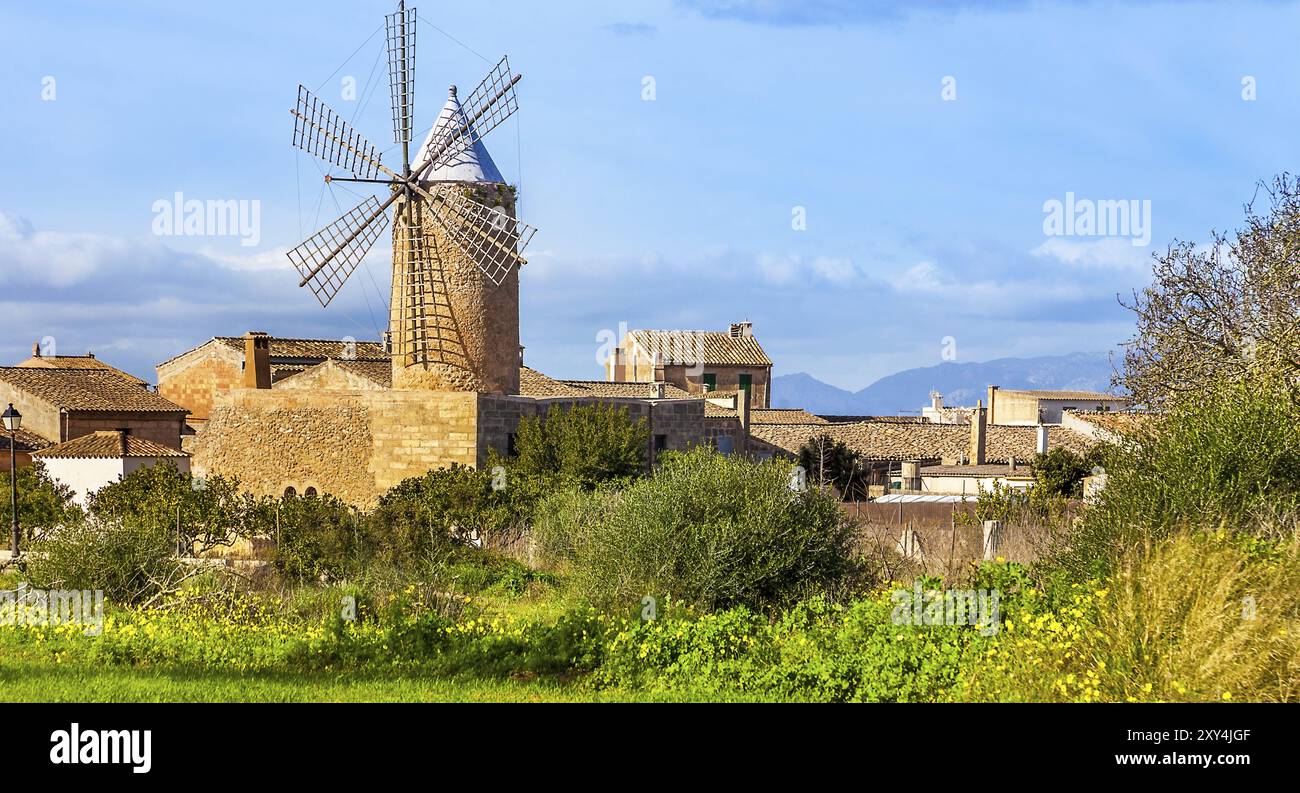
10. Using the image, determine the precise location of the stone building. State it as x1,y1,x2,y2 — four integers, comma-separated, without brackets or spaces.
33,430,190,506
155,334,388,427
16,343,149,388
985,386,1130,426
606,323,774,408
0,367,188,451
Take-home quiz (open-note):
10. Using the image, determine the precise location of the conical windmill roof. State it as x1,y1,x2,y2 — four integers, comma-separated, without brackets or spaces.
415,85,505,184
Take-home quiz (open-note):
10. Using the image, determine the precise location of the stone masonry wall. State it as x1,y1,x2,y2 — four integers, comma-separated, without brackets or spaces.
157,344,243,423
192,388,477,507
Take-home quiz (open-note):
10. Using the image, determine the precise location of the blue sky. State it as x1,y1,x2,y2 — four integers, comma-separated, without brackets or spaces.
1,0,1297,390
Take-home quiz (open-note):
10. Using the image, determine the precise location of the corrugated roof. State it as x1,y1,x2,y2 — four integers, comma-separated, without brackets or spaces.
34,431,188,460
629,329,772,367
17,355,149,387
0,368,187,413
749,420,1094,463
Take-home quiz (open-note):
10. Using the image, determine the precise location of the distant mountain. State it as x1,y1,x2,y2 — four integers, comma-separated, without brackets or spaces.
772,352,1119,416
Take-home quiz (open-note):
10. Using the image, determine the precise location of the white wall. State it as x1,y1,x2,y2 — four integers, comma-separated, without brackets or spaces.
39,456,190,506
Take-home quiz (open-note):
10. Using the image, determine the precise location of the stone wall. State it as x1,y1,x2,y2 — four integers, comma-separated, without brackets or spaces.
64,413,185,450
274,361,386,392
191,388,478,507
156,342,243,423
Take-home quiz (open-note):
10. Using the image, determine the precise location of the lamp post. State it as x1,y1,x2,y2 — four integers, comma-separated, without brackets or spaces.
2,403,21,559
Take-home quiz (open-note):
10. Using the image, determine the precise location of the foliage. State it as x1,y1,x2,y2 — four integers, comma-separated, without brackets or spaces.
510,403,648,490
260,493,365,584
964,532,1300,702
1120,173,1300,408
0,461,81,546
87,463,256,555
25,516,185,605
368,464,520,563
1032,445,1107,498
797,434,870,500
1047,372,1300,582
538,447,861,613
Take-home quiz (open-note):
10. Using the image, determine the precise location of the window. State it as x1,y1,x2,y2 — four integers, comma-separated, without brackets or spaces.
283,486,297,498
654,434,668,452
702,373,717,392
506,433,517,456
304,487,318,498
716,436,734,455
738,374,752,393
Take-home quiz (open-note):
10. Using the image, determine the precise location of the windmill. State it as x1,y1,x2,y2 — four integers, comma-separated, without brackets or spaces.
287,1,536,393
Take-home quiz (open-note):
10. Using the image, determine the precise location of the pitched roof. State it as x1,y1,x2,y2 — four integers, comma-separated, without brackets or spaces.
0,427,52,454
629,329,772,367
1064,409,1154,436
16,355,149,387
518,367,693,400
749,420,1094,463
0,368,187,413
33,431,188,460
213,336,387,362
275,358,393,389
996,388,1128,402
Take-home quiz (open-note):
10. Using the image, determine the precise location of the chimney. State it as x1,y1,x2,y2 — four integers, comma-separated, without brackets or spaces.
610,348,626,381
1036,424,1049,455
930,390,943,411
652,351,665,383
737,383,752,454
970,399,987,466
518,345,525,367
31,341,40,358
654,382,666,399
729,321,753,338
243,331,272,389
987,385,998,426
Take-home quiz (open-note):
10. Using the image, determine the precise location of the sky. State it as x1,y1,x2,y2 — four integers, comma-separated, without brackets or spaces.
1,0,1298,390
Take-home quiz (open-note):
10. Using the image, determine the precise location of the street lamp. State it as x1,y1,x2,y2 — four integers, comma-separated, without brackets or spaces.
2,403,21,559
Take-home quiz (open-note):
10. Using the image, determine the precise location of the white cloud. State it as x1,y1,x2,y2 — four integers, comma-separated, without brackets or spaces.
1030,236,1153,271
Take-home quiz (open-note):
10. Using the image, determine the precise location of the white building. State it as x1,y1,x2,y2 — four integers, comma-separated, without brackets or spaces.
32,430,191,506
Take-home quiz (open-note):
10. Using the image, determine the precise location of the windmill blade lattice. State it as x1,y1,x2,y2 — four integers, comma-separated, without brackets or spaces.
287,196,391,307
396,209,461,366
385,4,417,147
425,185,536,285
291,86,388,179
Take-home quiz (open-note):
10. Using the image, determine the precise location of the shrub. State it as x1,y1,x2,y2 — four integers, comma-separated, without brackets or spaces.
530,486,620,567
1047,372,1300,581
25,516,183,605
511,403,648,490
87,463,256,555
369,464,519,561
552,447,861,613
261,493,365,584
1032,445,1108,498
964,532,1300,702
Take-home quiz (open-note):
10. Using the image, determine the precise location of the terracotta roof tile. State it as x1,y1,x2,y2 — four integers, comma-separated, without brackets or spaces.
996,388,1129,402
214,336,388,362
518,368,693,399
33,431,188,459
749,420,1094,463
16,355,149,387
629,329,772,367
0,368,187,413
0,427,52,454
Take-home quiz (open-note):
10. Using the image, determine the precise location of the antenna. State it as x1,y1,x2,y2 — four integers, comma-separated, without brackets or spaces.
285,0,537,381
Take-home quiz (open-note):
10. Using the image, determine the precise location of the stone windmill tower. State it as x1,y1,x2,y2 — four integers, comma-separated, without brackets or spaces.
285,2,535,395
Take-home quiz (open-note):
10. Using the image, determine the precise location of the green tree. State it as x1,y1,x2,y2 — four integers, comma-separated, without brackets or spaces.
1032,445,1108,498
511,403,649,489
0,461,81,547
798,433,869,500
87,463,255,555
